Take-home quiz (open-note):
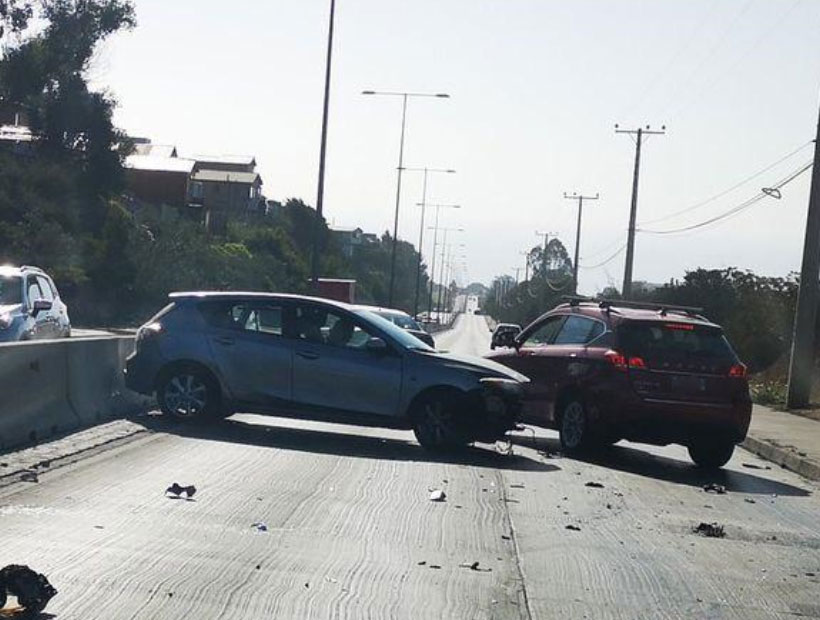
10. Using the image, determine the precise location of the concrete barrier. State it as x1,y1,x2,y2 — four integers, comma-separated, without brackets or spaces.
0,336,148,452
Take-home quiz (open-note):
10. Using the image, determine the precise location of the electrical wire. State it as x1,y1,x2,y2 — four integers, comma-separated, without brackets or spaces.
579,244,627,270
640,140,814,226
639,160,813,235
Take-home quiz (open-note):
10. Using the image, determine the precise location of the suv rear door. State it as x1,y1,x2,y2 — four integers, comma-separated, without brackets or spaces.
616,320,744,404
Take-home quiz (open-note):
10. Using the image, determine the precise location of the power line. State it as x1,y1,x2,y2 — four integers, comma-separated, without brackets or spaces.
639,160,813,235
579,244,627,270
640,139,814,226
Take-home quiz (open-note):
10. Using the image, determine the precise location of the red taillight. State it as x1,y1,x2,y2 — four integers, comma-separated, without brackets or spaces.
606,350,646,371
628,356,647,369
729,363,747,378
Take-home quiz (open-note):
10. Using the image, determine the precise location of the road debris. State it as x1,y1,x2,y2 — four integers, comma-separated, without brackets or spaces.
501,535,511,540
19,471,38,484
251,522,268,532
693,522,726,538
165,483,197,499
565,524,581,532
429,489,446,502
509,483,525,489
429,565,441,569
585,482,604,488
742,462,771,470
702,483,727,495
459,561,492,572
417,561,427,566
744,498,756,504
0,564,58,616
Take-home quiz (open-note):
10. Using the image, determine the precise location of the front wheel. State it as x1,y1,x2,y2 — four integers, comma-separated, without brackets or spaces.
158,367,221,421
559,399,589,453
688,440,735,469
411,392,466,451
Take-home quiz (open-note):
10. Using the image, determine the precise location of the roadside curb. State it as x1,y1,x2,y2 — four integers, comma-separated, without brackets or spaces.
741,433,820,482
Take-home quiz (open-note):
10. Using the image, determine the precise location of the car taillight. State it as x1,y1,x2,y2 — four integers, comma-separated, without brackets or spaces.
605,350,646,371
729,363,747,378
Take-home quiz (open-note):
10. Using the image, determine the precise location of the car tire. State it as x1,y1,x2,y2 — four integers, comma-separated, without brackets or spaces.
559,398,589,453
688,440,735,469
158,366,221,422
411,391,466,451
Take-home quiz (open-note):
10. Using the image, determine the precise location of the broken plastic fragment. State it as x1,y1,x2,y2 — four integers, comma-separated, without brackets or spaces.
702,483,727,495
429,489,446,502
251,522,268,532
693,522,725,538
0,564,58,616
165,483,197,498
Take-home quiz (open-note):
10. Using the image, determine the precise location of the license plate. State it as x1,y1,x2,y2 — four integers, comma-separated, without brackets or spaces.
671,375,706,392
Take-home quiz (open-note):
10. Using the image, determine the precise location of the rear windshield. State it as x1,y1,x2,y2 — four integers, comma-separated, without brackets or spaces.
618,322,738,367
0,276,22,305
376,311,420,331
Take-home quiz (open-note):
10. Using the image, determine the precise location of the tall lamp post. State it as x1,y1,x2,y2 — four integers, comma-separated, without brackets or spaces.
310,0,337,288
432,227,464,321
403,167,455,316
362,90,450,306
422,203,460,320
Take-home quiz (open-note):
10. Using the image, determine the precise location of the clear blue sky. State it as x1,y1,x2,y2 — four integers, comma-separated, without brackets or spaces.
92,0,820,293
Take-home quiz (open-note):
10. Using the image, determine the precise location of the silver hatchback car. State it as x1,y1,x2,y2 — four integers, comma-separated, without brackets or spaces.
125,292,528,450
0,265,71,343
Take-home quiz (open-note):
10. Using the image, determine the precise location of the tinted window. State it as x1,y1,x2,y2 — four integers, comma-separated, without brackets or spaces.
554,316,604,345
200,301,284,336
376,311,419,330
295,305,372,350
618,322,737,365
0,276,22,305
353,309,434,351
523,316,564,347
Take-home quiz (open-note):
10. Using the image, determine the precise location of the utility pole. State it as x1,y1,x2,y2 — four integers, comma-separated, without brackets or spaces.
520,251,530,282
563,192,599,294
616,123,666,298
310,0,336,289
787,105,820,408
512,267,522,286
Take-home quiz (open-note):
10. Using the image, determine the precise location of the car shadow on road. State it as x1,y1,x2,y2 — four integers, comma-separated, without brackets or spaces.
136,414,559,473
510,434,811,497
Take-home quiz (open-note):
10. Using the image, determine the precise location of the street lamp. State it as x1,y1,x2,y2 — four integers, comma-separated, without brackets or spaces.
311,0,337,289
429,227,464,321
362,90,450,306
422,204,461,320
404,167,456,316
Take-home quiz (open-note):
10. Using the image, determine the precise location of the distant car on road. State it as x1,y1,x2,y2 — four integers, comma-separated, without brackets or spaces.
0,265,71,343
125,292,528,450
353,305,435,348
487,298,752,469
490,323,521,350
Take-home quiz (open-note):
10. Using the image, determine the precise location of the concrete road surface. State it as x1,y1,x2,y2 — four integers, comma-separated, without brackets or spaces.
0,314,818,619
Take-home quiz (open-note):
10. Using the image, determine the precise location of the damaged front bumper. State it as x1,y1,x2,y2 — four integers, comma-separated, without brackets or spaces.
466,377,526,443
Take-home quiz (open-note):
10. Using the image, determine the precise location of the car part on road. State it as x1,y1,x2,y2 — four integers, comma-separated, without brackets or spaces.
429,489,446,502
0,564,58,617
585,481,604,488
702,483,727,494
565,524,581,531
693,522,726,538
165,482,196,498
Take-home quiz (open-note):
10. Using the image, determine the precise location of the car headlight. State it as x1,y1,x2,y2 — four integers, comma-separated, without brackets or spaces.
0,313,11,330
479,376,526,393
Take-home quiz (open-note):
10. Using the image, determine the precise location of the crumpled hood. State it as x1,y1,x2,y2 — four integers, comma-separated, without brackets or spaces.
417,349,529,383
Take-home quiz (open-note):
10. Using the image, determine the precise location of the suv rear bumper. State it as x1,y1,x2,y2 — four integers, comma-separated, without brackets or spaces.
592,391,752,446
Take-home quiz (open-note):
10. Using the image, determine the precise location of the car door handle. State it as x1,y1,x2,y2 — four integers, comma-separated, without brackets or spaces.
215,337,235,346
297,350,319,360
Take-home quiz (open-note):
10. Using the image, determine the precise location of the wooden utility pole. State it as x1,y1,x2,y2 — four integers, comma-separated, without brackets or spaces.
563,193,599,294
787,104,820,409
535,230,557,277
616,124,666,298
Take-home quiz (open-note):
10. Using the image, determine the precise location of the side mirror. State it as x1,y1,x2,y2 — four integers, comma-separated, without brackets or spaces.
366,336,388,354
32,299,52,316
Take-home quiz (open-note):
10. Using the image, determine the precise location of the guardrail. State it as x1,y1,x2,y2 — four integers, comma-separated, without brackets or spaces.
0,337,150,452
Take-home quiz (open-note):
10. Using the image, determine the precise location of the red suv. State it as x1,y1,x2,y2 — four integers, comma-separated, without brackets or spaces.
487,298,752,468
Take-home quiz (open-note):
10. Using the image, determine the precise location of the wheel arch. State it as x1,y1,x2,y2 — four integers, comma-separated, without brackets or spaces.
154,359,225,402
404,385,471,421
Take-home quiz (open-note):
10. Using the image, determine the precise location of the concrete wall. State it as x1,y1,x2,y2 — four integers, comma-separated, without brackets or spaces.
0,336,150,451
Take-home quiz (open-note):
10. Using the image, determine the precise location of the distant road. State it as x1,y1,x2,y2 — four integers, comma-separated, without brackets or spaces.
0,314,817,618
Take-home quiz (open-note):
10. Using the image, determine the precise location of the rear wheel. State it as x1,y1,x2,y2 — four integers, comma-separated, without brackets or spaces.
158,366,221,421
559,399,589,453
411,391,466,451
688,439,735,469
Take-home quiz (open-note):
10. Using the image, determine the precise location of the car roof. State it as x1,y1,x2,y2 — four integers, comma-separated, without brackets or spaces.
351,304,410,317
544,302,721,329
169,291,355,311
0,265,46,278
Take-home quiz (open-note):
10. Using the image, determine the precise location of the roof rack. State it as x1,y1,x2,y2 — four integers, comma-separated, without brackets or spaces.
561,295,595,307
597,298,704,318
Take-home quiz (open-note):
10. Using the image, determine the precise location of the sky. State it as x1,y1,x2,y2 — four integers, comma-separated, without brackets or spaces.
90,0,820,294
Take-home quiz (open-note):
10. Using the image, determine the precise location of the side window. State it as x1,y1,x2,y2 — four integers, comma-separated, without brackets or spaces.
523,316,565,347
26,278,43,305
36,276,54,302
200,301,284,336
554,316,604,345
294,305,373,350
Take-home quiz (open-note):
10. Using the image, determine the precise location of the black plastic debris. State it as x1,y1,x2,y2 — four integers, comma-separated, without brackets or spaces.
459,561,492,572
165,483,196,499
19,471,38,484
585,482,604,489
501,535,511,540
509,483,525,489
0,564,58,616
742,462,771,470
565,524,581,532
744,498,756,504
702,483,727,495
693,522,725,538
251,522,268,532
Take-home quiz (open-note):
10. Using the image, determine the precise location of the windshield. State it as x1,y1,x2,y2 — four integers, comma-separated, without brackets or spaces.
0,275,22,305
354,309,433,351
376,311,421,331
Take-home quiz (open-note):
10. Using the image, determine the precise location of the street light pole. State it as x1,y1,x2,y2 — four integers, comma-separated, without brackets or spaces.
423,203,460,320
362,90,450,306
311,0,336,289
434,227,463,320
